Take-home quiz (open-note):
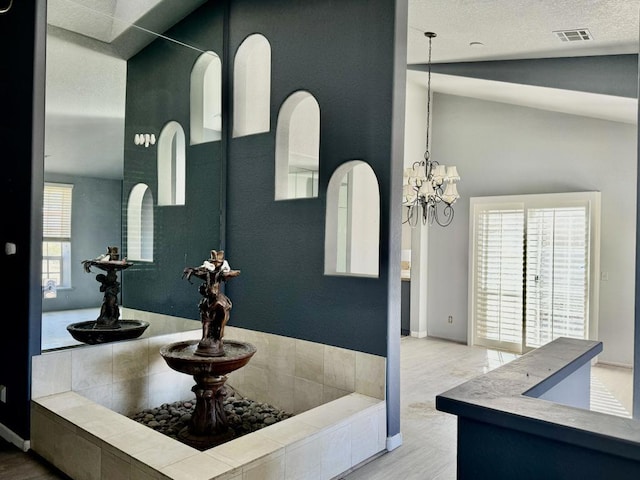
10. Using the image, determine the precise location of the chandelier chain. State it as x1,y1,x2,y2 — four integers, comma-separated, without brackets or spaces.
402,31,459,228
425,33,432,160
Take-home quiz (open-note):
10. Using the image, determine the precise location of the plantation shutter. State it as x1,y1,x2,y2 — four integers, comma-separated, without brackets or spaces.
470,193,598,354
43,183,73,240
525,206,589,348
473,205,524,351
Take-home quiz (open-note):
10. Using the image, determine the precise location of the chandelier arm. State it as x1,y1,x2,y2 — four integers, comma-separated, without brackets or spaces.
434,203,455,227
404,204,420,228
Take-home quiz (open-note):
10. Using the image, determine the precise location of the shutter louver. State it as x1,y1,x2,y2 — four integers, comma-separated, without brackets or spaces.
474,207,524,348
525,207,588,348
43,183,73,240
471,193,595,354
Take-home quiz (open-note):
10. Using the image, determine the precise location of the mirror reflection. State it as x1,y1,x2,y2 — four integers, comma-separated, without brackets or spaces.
42,0,214,351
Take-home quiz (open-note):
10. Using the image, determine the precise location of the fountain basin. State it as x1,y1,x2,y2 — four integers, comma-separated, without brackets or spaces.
160,340,256,378
160,339,257,449
67,320,150,345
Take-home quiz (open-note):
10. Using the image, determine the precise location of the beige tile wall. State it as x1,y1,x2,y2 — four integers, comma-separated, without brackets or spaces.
31,391,386,480
31,312,387,479
32,311,386,417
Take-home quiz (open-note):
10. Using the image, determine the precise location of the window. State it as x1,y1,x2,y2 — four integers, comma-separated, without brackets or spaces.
275,90,320,200
126,183,154,262
157,121,186,206
469,192,600,354
233,33,271,137
42,182,73,289
325,161,379,277
190,51,222,144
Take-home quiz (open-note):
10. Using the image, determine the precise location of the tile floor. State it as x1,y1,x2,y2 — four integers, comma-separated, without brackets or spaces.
41,308,99,350
341,336,633,480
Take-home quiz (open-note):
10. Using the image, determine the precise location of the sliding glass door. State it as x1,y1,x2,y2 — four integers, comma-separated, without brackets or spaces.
469,192,600,354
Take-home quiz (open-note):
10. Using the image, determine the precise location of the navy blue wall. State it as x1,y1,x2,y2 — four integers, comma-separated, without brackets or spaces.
225,0,400,356
122,2,225,322
457,417,640,479
122,0,403,357
0,0,46,440
416,54,639,98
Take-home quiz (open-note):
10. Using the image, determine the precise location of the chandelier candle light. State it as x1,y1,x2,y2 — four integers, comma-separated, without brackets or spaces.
403,32,460,227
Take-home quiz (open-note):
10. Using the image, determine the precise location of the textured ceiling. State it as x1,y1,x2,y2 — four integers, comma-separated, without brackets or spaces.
408,0,639,64
47,0,208,59
51,0,640,63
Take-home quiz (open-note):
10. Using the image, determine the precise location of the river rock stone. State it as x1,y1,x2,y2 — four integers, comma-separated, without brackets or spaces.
129,387,293,447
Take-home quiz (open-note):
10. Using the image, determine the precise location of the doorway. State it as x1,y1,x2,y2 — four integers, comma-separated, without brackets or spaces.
469,192,601,354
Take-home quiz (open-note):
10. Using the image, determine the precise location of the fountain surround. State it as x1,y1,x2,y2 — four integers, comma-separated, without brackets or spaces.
67,246,149,344
160,250,256,449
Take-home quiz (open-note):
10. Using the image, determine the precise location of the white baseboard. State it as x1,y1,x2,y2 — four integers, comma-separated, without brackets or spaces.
410,330,427,338
386,432,403,451
595,360,633,369
0,423,30,452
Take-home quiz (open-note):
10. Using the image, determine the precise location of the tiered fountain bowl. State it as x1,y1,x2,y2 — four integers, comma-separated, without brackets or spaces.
160,339,256,448
67,247,149,345
160,249,255,449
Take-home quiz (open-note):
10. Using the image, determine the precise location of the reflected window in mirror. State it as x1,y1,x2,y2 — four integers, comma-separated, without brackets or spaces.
43,182,73,290
233,33,271,137
127,183,154,262
191,51,222,144
275,90,320,200
158,121,186,206
324,161,380,277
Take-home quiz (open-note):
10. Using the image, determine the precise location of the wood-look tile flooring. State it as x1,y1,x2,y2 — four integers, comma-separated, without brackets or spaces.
0,439,70,480
2,336,632,480
343,336,633,480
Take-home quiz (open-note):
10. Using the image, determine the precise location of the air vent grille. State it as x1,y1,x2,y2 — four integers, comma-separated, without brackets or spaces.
554,29,593,42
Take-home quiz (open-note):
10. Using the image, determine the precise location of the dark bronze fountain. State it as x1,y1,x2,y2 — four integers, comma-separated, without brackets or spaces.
67,246,150,344
160,250,256,449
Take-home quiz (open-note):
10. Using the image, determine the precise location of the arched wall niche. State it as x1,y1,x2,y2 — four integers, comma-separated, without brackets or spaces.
127,183,154,262
275,90,320,200
325,160,380,277
190,51,222,145
157,121,186,206
233,33,271,138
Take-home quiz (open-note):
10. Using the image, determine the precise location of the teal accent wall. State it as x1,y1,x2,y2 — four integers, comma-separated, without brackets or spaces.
122,0,404,358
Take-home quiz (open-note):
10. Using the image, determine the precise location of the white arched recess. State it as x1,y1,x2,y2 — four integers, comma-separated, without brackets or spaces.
325,160,379,277
157,121,186,206
127,183,154,262
190,51,222,144
233,33,271,137
275,90,320,200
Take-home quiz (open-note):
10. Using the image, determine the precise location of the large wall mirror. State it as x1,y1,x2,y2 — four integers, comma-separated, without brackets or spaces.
42,0,219,351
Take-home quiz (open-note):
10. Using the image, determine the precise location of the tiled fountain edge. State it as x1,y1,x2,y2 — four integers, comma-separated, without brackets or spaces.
31,391,386,479
31,313,388,479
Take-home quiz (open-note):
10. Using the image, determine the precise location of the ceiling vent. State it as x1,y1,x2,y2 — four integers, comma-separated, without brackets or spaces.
554,29,593,42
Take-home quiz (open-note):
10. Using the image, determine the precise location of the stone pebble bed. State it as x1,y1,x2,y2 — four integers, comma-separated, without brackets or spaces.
129,388,293,448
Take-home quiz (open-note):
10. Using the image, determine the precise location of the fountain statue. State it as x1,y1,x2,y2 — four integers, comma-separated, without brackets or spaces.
160,250,256,449
66,246,150,344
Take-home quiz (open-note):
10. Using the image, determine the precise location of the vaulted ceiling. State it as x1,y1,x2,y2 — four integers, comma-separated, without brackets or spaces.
44,0,639,178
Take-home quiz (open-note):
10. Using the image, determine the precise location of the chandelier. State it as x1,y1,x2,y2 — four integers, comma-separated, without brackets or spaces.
403,32,460,227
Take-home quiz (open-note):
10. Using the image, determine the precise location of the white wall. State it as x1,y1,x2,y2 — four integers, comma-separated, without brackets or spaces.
423,92,637,366
401,80,428,250
45,31,127,179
